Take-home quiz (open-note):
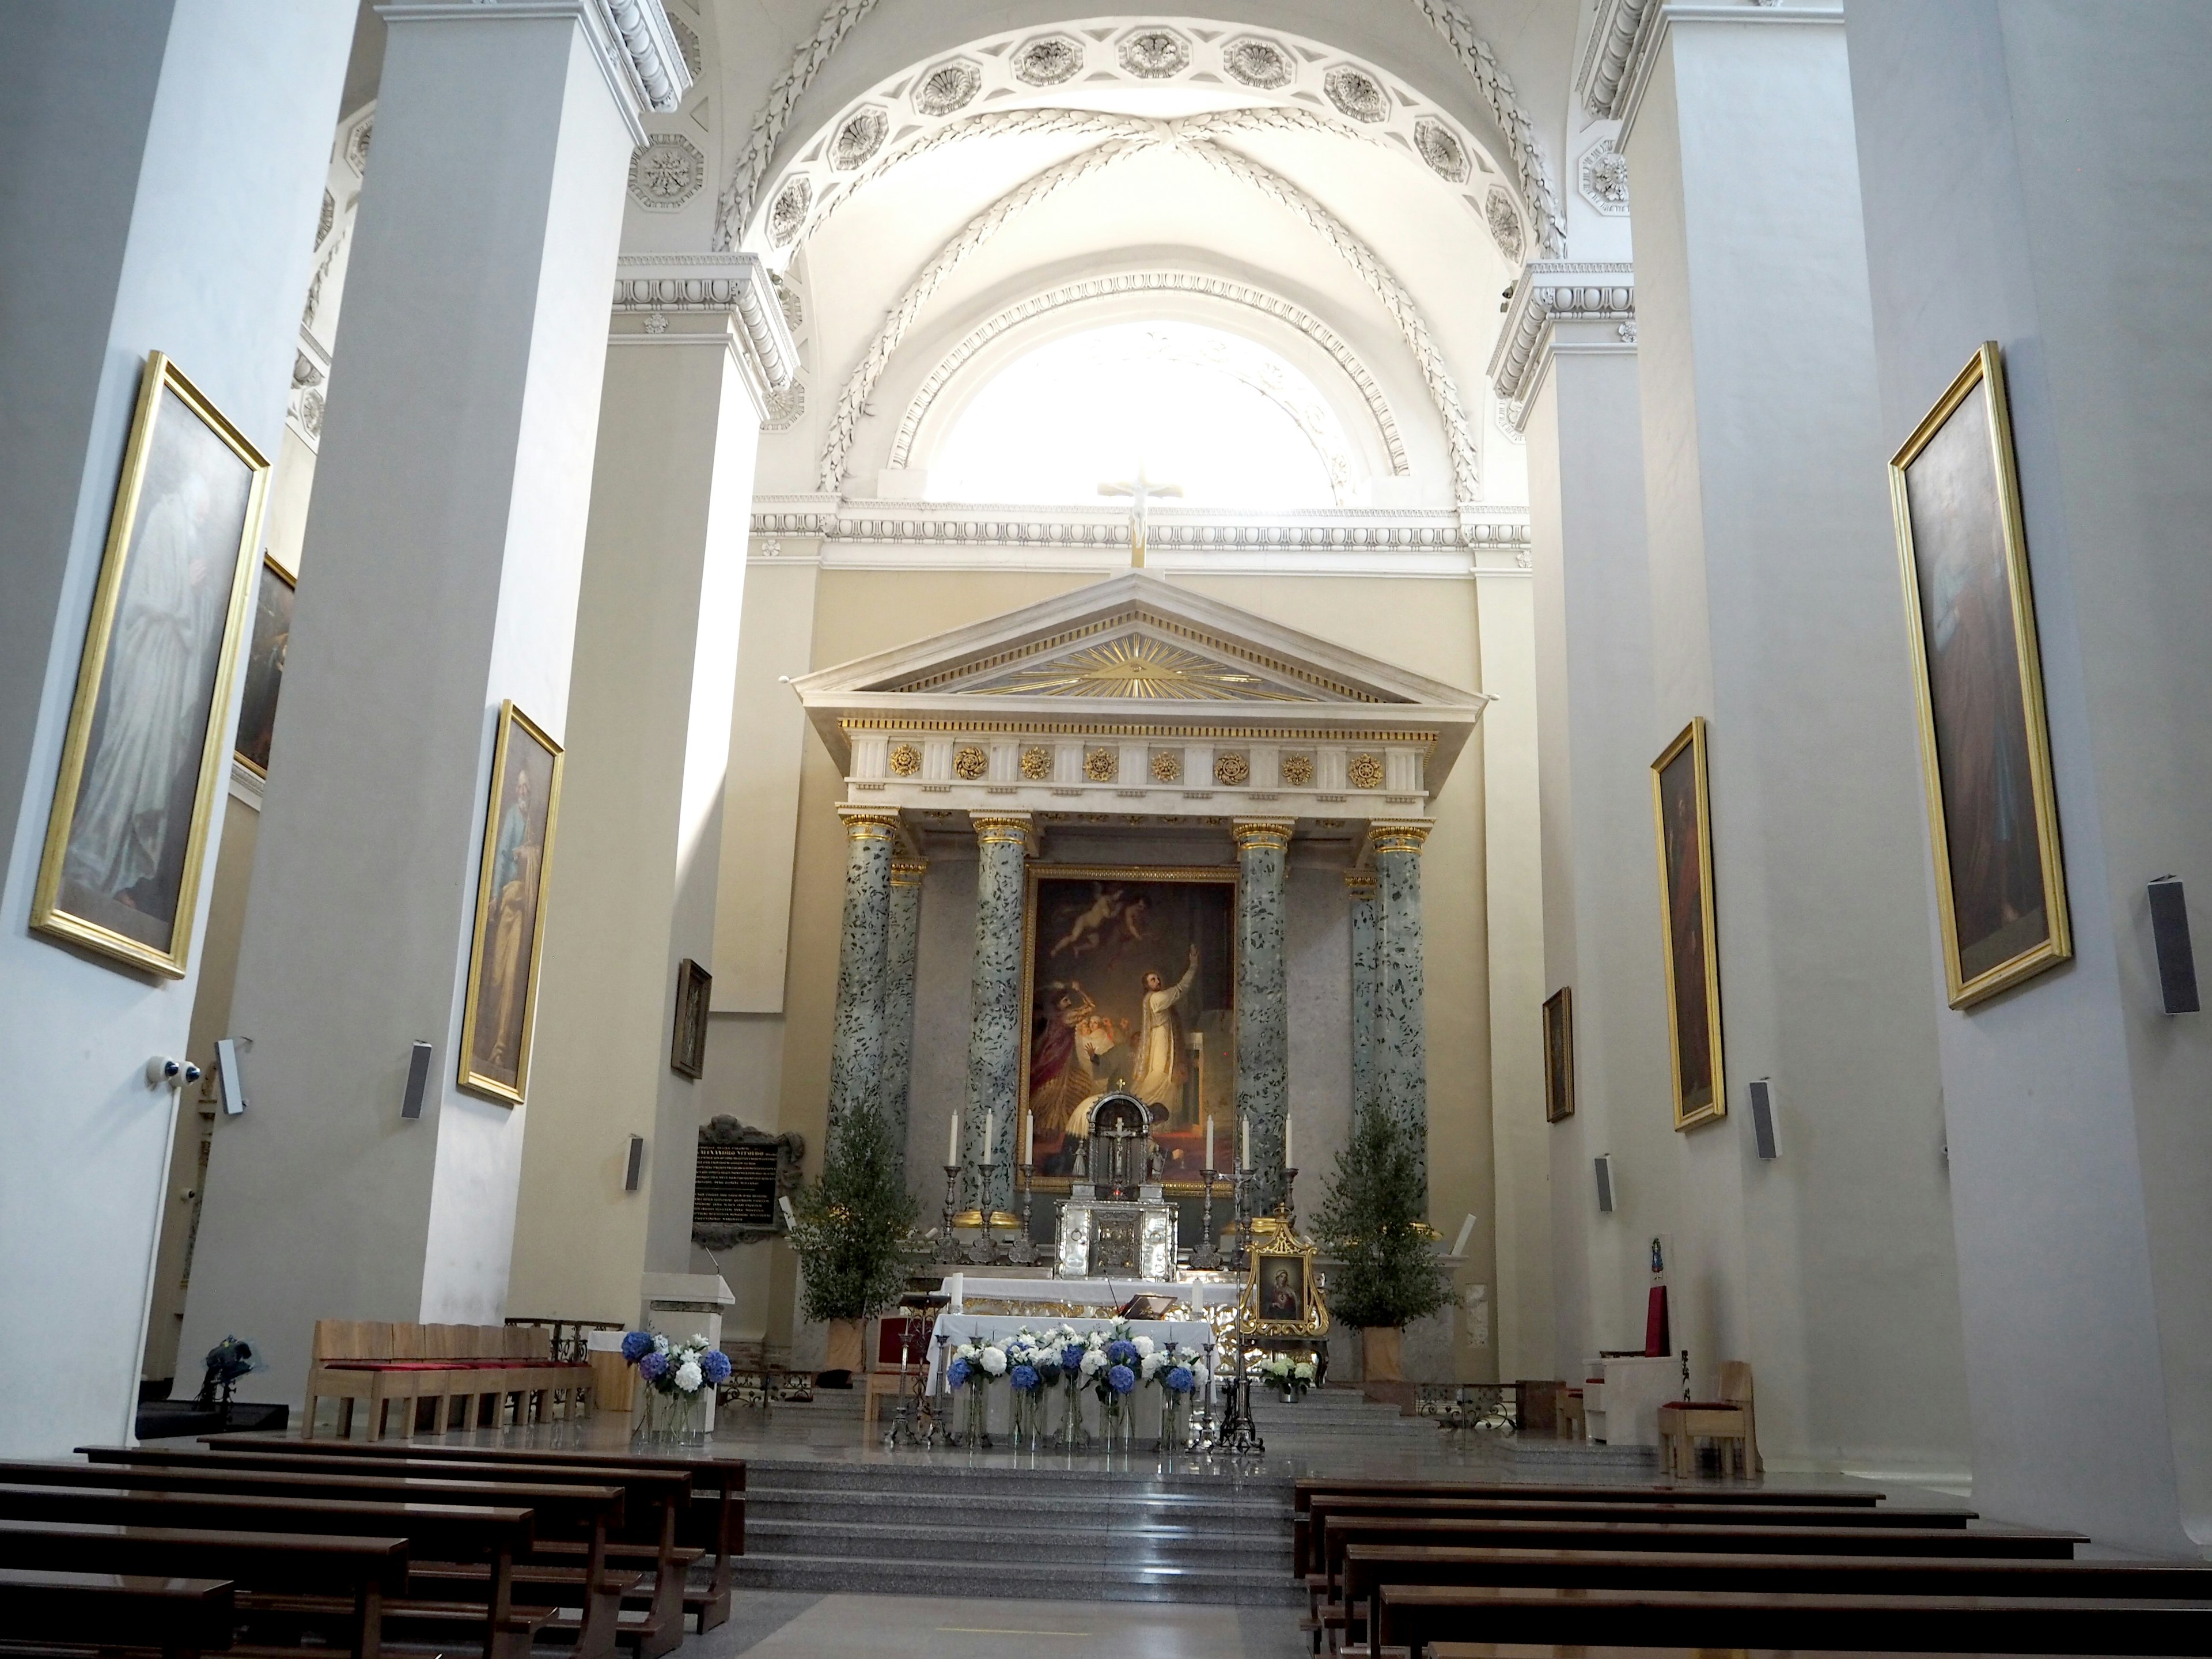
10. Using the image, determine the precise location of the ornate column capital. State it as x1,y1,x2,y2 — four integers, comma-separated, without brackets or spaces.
889,857,928,887
969,811,1037,855
838,805,902,841
1486,260,1637,425
1344,868,1380,899
609,252,798,408
1232,817,1297,854
1367,820,1434,858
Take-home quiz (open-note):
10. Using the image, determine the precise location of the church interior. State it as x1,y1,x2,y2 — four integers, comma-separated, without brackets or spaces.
2,1,2209,1654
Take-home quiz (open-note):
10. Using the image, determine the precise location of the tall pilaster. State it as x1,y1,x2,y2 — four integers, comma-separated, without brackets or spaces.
1346,870,1381,1115
179,0,688,1407
879,857,927,1179
963,813,1033,1214
1233,819,1295,1206
1370,822,1431,1181
825,809,899,1146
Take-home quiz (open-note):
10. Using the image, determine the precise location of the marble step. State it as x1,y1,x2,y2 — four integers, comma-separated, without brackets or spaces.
747,1486,1291,1528
745,1515,1290,1567
744,1459,1293,1504
726,1550,1302,1605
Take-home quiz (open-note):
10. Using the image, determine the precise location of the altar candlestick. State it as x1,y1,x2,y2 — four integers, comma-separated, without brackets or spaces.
1022,1110,1033,1166
948,1111,960,1166
985,1108,995,1161
1205,1115,1215,1173
1284,1115,1293,1169
1241,1115,1251,1171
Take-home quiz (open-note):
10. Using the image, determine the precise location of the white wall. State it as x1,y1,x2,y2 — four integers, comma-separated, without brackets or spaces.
1847,0,2212,1552
0,0,351,1455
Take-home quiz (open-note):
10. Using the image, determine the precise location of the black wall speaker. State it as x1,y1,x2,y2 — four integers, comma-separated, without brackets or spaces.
624,1134,647,1192
1593,1154,1615,1214
400,1041,434,1120
1749,1078,1779,1160
2149,878,2200,1015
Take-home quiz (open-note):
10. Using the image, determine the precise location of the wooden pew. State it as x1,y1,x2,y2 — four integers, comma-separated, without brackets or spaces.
207,1434,745,1633
1377,1582,2212,1657
1337,1543,2212,1655
0,1484,538,1659
0,1566,235,1659
96,1443,695,1657
0,1518,403,1659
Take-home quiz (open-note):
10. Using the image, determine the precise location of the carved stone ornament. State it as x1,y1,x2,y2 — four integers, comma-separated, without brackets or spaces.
913,57,982,116
691,1115,806,1250
953,744,990,781
630,132,706,211
770,270,802,330
1222,35,1294,89
1578,137,1630,216
1150,749,1184,784
1013,34,1084,86
1215,751,1252,787
1084,745,1119,783
888,742,921,776
1414,118,1470,184
316,190,335,248
1279,751,1315,787
1020,744,1054,780
1324,65,1389,123
669,13,702,77
761,380,805,433
1119,28,1190,79
767,175,812,247
1347,752,1386,790
1486,186,1525,262
343,118,372,177
830,105,888,171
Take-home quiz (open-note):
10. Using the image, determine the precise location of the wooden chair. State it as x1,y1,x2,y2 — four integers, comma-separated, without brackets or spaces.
1558,1387,1586,1441
1722,1357,1763,1474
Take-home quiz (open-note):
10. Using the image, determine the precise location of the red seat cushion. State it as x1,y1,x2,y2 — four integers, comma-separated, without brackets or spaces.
1661,1400,1745,1412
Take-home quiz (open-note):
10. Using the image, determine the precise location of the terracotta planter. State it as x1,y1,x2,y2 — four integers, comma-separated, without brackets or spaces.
824,1317,865,1375
1361,1325,1405,1382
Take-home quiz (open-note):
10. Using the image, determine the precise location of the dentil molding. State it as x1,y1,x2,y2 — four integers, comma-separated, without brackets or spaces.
376,0,689,144
1485,262,1636,425
609,252,798,410
1578,1,1846,142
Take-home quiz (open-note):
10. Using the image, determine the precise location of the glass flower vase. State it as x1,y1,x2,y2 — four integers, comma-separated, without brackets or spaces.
1059,1378,1088,1450
1100,1388,1135,1452
637,1386,707,1445
959,1382,992,1448
1160,1390,1191,1454
1010,1387,1045,1450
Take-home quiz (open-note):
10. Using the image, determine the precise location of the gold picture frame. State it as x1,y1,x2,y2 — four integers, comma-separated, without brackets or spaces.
1889,342,2071,1007
233,553,296,778
457,701,564,1104
33,351,270,977
1239,1230,1331,1339
1651,718,1725,1130
1541,986,1575,1123
1018,863,1238,1198
671,957,711,1080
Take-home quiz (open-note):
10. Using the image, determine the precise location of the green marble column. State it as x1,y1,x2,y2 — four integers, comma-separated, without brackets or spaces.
825,808,899,1150
1233,819,1295,1209
1372,821,1431,1180
963,813,1033,1215
1346,869,1381,1115
879,856,926,1181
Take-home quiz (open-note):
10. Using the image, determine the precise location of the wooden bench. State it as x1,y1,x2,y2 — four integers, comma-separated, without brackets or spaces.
0,1517,404,1659
209,1434,746,1634
1378,1582,2212,1657
304,1321,593,1440
0,1566,235,1659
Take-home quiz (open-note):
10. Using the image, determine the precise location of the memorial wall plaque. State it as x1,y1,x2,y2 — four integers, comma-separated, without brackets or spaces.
691,1116,804,1248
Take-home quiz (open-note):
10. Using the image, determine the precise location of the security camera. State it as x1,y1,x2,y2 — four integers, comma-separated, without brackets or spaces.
146,1056,202,1089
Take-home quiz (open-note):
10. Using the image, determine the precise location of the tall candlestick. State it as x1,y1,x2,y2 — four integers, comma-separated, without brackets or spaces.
985,1108,995,1162
1284,1115,1293,1169
948,1111,960,1166
1241,1115,1251,1171
1205,1115,1215,1174
1022,1109,1033,1166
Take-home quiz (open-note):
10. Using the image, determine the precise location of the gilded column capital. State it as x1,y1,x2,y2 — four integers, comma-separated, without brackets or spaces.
889,857,929,887
1231,817,1297,854
969,810,1037,855
838,805,903,841
1344,869,1379,899
1366,819,1434,858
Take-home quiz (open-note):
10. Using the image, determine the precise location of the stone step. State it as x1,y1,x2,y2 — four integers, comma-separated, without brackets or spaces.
745,1516,1290,1566
747,1486,1290,1528
743,1458,1293,1504
726,1551,1302,1607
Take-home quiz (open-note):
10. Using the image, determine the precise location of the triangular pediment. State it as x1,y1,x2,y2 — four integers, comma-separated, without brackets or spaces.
895,616,1358,703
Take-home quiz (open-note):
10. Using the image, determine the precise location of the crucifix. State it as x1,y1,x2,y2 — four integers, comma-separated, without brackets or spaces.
1099,460,1183,569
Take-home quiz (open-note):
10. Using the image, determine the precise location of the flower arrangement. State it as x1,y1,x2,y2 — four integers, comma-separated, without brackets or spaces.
1255,1351,1318,1399
1142,1340,1212,1399
621,1329,733,1397
944,1336,1008,1391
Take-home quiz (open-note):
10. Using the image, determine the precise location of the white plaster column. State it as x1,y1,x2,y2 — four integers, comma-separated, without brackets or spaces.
1846,0,2212,1554
507,255,787,1325
1608,1,1969,1470
0,3,353,1456
179,0,688,1408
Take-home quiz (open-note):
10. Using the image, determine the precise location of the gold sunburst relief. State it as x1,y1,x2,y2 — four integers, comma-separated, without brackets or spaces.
967,634,1317,700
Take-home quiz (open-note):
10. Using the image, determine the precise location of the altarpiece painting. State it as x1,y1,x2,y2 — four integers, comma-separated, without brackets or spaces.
1652,718,1725,1130
459,701,563,1103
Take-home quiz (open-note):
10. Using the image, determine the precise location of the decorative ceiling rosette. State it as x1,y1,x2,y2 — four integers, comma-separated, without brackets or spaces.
768,176,813,247
1324,65,1389,123
1222,35,1295,89
1012,33,1085,86
830,106,888,171
1414,118,1470,184
912,58,982,116
1118,28,1191,79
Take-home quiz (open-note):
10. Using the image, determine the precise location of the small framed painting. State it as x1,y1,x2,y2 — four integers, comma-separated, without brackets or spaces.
671,957,711,1080
1651,718,1725,1130
458,701,564,1103
1240,1232,1330,1339
233,554,296,777
1889,342,2070,1007
33,351,270,977
1541,986,1575,1123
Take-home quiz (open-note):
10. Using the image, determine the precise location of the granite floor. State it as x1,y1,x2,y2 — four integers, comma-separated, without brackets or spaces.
688,1592,1305,1658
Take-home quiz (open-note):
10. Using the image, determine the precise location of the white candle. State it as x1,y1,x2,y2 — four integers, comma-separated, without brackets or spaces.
1241,1115,1251,1171
984,1108,995,1164
948,1111,960,1166
1023,1110,1034,1166
1205,1115,1215,1173
1285,1115,1294,1169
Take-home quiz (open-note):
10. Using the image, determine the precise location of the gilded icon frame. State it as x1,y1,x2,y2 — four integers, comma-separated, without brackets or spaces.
1018,863,1238,1198
1239,1231,1331,1339
32,351,270,978
1650,717,1725,1130
457,700,565,1104
1541,985,1575,1123
1888,342,2071,1007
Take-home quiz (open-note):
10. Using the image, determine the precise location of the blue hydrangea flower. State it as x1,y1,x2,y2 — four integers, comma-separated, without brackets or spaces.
700,1349,732,1385
1010,1363,1039,1392
1105,1339,1138,1367
1061,1344,1086,1371
638,1350,668,1381
948,1358,971,1389
621,1330,654,1362
1107,1363,1135,1395
1165,1365,1194,1394
1037,1360,1062,1384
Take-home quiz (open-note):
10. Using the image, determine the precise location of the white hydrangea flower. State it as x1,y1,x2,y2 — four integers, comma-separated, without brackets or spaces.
1293,1361,1316,1381
979,1344,1007,1376
674,1359,704,1392
1079,1349,1105,1377
1139,1353,1162,1379
1132,1335,1155,1358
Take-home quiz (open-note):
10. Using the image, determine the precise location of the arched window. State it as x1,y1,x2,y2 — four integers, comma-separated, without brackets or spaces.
925,321,1353,507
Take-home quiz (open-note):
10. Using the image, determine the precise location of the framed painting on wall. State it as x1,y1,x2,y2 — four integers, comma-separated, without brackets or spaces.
33,351,270,977
1019,865,1237,1193
233,554,296,777
1889,342,2070,1007
1541,986,1575,1123
671,957,711,1080
1651,717,1725,1130
458,700,564,1103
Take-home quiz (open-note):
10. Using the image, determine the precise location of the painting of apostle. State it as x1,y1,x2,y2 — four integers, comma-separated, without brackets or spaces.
459,702,563,1103
1024,871,1235,1184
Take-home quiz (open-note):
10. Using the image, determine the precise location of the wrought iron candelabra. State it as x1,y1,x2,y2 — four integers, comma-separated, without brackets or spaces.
940,1162,960,1244
1005,1161,1039,1266
1214,1166,1265,1455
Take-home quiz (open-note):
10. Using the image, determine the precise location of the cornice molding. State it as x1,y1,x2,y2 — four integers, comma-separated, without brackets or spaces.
376,0,689,145
1486,262,1635,425
1612,3,1846,146
1575,0,1664,120
611,252,797,408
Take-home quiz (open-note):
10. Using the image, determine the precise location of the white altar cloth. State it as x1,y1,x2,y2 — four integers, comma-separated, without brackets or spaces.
925,1313,1216,1394
942,1274,1240,1314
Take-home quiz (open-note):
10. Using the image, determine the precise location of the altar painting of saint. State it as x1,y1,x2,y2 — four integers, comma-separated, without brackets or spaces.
33,353,268,977
233,555,295,777
459,702,564,1103
1650,718,1725,1130
1891,343,2070,1006
1021,868,1235,1189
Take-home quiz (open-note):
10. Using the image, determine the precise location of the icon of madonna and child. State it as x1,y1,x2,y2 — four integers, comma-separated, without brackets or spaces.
1022,872,1236,1189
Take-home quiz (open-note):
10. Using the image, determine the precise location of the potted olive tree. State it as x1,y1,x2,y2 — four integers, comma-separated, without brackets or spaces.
1315,1102,1453,1394
787,1103,919,1382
